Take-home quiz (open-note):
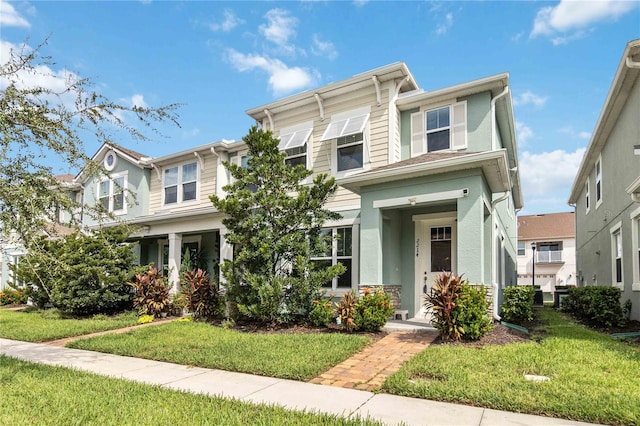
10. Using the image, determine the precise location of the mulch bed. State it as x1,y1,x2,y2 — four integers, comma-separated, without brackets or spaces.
433,323,531,347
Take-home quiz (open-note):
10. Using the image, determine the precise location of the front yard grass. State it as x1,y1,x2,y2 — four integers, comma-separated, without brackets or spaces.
0,356,378,426
383,307,640,425
0,309,138,342
68,321,372,380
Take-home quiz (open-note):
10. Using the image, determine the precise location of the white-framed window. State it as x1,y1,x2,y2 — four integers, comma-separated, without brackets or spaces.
410,101,467,157
97,171,127,214
163,162,198,205
278,122,313,169
595,155,602,207
517,241,526,256
104,150,118,171
610,222,623,288
311,227,353,290
585,179,591,213
321,106,370,174
633,208,640,291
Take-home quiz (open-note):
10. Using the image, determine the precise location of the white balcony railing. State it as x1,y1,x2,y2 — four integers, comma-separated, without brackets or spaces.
535,250,563,263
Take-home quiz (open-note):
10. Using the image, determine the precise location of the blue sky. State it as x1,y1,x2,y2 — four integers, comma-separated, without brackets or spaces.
1,0,638,215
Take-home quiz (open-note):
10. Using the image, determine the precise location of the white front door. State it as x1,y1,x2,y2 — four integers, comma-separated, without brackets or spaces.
414,216,457,318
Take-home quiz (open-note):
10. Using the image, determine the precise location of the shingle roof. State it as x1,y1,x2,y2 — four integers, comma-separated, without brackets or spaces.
517,212,575,240
108,142,148,160
360,151,479,175
54,174,75,183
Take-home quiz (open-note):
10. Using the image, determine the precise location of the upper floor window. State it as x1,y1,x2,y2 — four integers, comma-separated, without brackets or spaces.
517,241,526,256
164,162,197,205
278,122,313,169
411,101,467,157
595,155,602,207
585,179,590,213
321,107,370,174
98,172,127,214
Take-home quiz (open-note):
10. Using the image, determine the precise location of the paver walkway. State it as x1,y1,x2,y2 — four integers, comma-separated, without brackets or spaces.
310,330,438,391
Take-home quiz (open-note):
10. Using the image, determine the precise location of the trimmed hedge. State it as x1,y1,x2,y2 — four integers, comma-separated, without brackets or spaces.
561,286,625,328
501,286,535,324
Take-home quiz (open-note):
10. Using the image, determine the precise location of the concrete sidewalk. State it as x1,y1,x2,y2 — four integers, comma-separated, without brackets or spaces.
0,338,598,426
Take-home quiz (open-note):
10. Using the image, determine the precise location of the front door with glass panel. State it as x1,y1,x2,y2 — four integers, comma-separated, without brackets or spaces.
414,217,457,318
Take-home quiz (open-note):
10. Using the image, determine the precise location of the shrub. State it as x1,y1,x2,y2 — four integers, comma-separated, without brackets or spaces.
424,272,465,341
335,291,358,332
561,286,625,328
353,288,394,332
456,285,492,340
15,225,138,315
308,298,334,327
130,267,172,316
0,286,27,305
501,286,535,324
181,268,222,321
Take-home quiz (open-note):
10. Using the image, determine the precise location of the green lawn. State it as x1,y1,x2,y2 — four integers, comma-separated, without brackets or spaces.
0,356,378,426
383,308,640,425
0,309,138,342
68,321,372,380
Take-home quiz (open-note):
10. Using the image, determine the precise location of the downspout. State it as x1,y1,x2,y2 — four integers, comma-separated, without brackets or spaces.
491,86,509,151
263,109,274,131
490,190,511,321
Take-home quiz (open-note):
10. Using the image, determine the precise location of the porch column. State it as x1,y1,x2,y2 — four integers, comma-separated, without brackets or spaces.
457,193,485,284
219,227,233,285
359,206,383,285
167,233,182,293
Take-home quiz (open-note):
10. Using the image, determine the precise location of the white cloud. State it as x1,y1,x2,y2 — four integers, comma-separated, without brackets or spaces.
130,94,148,109
259,9,298,50
513,90,548,108
516,121,535,146
559,126,592,140
311,35,337,60
210,9,244,32
519,148,586,201
225,49,318,95
435,12,453,35
0,0,31,27
530,0,638,43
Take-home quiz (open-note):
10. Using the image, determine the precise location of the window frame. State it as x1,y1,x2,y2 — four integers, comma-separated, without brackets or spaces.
632,206,640,291
585,179,591,213
278,122,313,169
595,155,603,208
610,221,623,289
311,226,356,291
517,241,526,256
97,171,128,215
410,101,467,157
162,161,199,207
320,106,371,176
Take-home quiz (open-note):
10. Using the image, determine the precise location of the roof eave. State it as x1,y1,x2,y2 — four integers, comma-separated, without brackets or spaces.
338,150,511,195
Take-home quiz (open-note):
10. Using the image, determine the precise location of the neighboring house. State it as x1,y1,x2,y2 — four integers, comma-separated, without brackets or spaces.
64,62,523,317
568,39,640,321
516,212,576,302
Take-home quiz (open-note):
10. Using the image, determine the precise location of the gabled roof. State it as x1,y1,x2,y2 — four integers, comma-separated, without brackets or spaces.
338,149,520,208
569,39,640,203
517,212,575,240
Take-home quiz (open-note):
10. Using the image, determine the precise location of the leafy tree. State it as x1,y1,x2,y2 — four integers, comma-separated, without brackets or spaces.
211,126,345,324
14,224,142,316
0,39,180,241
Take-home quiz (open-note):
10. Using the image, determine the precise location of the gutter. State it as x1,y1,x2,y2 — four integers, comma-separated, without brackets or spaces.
490,86,509,151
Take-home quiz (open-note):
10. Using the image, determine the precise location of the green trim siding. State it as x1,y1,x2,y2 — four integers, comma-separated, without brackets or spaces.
459,92,492,152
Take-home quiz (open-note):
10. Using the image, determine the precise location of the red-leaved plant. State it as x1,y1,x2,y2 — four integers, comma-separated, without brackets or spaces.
424,271,465,341
182,268,222,320
130,267,171,316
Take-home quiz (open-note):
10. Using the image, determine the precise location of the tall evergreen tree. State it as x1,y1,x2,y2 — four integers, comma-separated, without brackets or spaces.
211,126,345,324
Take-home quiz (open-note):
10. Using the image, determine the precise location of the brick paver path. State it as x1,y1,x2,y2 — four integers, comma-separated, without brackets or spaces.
309,330,438,391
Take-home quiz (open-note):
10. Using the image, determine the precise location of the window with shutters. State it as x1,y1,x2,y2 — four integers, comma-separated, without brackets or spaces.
410,101,467,157
320,106,370,174
278,122,313,169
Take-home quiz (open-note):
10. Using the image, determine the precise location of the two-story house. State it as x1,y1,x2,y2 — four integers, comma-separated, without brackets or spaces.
517,212,576,303
568,39,640,321
64,62,522,319
245,63,522,318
